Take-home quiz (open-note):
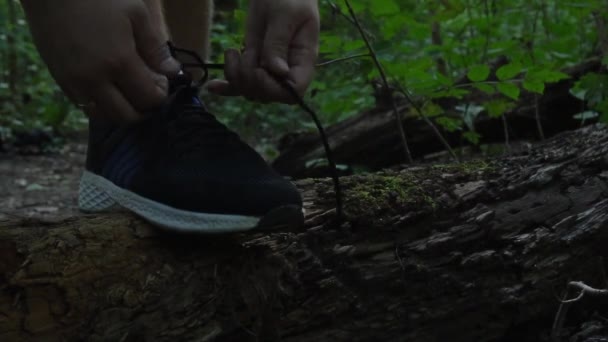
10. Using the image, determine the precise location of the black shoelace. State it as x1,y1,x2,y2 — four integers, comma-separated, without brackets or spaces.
168,42,343,223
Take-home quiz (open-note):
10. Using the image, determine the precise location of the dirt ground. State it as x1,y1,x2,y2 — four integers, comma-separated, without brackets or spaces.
0,141,86,221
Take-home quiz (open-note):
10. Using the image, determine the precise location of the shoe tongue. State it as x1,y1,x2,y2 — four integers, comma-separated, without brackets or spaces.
169,71,194,93
167,72,205,109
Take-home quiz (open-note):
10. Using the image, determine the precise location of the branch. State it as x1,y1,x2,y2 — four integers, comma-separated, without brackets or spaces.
343,0,412,163
316,53,371,67
552,281,608,342
394,84,459,162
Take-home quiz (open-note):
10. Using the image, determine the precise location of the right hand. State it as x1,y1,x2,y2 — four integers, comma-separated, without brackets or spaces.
20,0,180,122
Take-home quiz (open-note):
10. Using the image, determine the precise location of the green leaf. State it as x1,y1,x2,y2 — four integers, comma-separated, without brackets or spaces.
421,102,444,117
473,83,495,94
381,14,406,39
435,117,463,132
431,88,470,99
523,79,545,94
456,104,485,130
496,62,522,81
369,0,400,16
319,34,343,54
342,39,366,51
601,111,608,124
596,99,608,121
569,86,587,101
463,131,481,145
497,82,520,100
527,67,570,84
573,111,599,120
485,100,515,118
467,65,491,82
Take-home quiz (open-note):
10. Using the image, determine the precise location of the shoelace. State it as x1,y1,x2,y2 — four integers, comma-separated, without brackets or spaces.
168,42,343,223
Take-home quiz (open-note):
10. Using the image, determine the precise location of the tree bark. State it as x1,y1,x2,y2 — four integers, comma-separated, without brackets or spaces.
2,125,608,341
274,58,602,178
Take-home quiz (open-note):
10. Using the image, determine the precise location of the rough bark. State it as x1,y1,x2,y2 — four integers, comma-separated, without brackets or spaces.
274,58,603,178
2,125,608,342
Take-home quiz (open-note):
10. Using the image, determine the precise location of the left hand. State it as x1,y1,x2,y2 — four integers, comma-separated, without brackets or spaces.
207,0,320,104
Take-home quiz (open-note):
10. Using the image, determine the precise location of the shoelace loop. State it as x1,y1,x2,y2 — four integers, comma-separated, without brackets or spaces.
168,42,344,224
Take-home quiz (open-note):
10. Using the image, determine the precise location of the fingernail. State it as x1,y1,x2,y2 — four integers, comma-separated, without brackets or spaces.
274,57,290,75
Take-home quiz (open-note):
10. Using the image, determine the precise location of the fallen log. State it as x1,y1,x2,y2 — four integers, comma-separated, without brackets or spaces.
1,124,608,341
274,58,603,178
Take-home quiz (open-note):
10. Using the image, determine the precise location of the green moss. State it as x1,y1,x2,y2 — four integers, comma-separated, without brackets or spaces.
344,174,434,218
431,159,494,174
342,159,494,221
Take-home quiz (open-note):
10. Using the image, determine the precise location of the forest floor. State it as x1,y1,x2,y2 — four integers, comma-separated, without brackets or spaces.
0,140,85,221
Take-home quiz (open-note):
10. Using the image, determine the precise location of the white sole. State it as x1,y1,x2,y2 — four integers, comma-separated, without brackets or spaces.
78,170,261,233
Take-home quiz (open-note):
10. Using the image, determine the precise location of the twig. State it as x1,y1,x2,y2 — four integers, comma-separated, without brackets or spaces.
327,1,357,26
552,281,608,342
534,94,545,140
452,79,526,88
316,53,371,67
325,1,374,38
552,285,573,342
341,0,457,163
526,9,546,141
343,0,413,163
394,84,458,162
502,114,511,154
565,281,608,299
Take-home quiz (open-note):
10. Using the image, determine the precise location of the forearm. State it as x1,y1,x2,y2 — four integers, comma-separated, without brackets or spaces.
163,0,213,60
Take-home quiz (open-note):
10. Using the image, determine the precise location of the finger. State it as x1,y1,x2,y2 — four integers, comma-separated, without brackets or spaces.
90,83,142,123
129,3,180,76
207,49,242,96
206,80,240,96
240,48,262,99
114,53,170,110
224,49,242,86
287,20,320,96
253,68,296,104
261,15,296,77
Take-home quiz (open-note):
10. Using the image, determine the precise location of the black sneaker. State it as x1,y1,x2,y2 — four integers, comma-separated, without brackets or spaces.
78,74,303,233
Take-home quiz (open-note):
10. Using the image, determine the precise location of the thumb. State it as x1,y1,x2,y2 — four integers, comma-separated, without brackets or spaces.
261,17,296,77
130,6,181,76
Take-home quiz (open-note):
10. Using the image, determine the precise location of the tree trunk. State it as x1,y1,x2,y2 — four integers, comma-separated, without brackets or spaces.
274,58,602,178
6,0,19,96
2,125,608,342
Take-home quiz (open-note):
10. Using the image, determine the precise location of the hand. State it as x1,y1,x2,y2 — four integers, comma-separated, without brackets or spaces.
20,0,180,122
207,0,320,104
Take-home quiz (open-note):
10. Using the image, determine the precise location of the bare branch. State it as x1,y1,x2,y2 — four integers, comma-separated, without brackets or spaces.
316,53,371,67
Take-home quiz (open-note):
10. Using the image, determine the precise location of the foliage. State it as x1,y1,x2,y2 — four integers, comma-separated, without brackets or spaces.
0,0,84,141
0,0,607,151
314,0,601,144
570,72,608,122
